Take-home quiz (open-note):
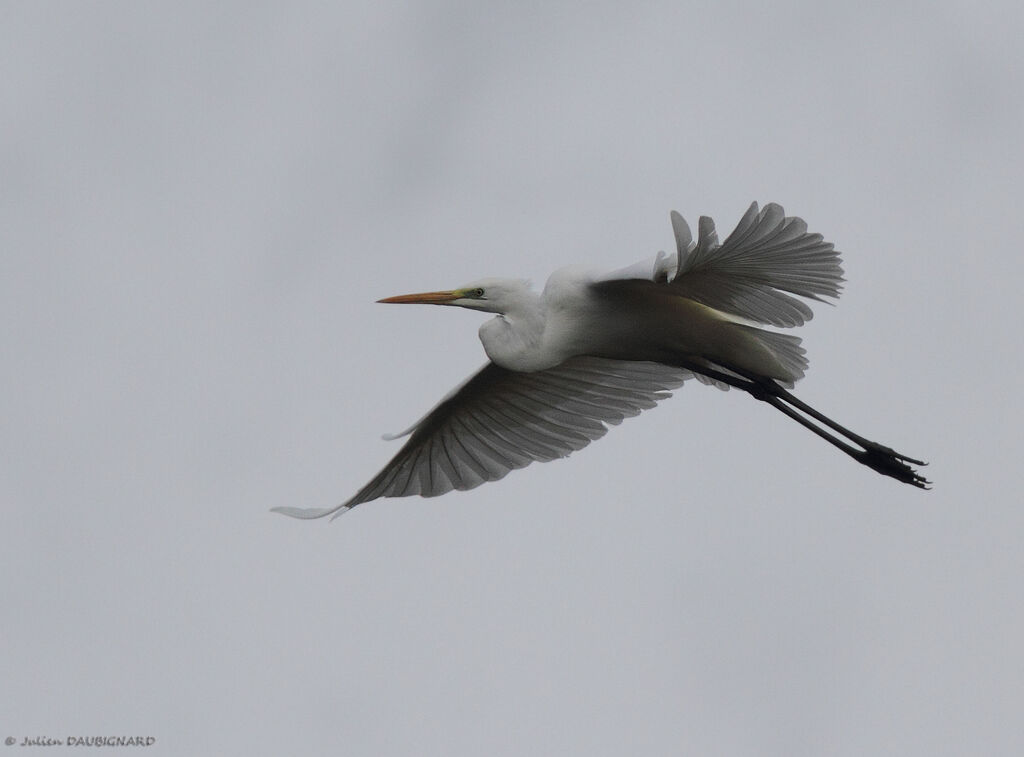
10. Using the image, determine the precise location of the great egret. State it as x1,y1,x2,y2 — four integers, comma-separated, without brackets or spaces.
274,202,927,521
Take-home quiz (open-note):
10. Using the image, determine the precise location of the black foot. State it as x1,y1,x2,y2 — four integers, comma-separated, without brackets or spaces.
855,442,931,489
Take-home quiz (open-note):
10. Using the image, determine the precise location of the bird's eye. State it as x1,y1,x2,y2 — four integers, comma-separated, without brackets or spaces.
472,288,485,298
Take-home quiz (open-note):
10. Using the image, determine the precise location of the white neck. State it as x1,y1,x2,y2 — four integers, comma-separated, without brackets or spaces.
477,290,557,371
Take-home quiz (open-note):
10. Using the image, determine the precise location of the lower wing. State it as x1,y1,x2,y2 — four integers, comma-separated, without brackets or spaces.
272,357,691,520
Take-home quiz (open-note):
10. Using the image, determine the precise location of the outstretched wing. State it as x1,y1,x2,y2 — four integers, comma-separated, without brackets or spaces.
273,357,692,520
668,202,844,327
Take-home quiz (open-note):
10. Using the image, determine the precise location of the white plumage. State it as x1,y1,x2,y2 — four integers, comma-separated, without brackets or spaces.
274,202,927,521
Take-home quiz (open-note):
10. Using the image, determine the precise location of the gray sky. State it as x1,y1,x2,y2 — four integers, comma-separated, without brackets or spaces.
2,2,1022,755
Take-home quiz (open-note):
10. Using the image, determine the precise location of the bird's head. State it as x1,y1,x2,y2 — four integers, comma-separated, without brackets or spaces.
378,278,534,315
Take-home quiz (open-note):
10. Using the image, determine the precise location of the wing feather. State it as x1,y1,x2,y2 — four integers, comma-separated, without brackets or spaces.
669,202,844,327
272,357,691,520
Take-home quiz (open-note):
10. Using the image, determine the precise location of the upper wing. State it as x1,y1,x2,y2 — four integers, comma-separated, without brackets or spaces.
667,202,844,327
272,357,692,520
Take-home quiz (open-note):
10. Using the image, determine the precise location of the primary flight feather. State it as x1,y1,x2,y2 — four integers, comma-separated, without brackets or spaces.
274,202,927,521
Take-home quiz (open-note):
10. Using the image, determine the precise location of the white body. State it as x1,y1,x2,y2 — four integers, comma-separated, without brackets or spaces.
274,202,926,521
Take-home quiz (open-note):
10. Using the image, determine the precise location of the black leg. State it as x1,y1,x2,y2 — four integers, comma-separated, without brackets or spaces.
679,361,930,489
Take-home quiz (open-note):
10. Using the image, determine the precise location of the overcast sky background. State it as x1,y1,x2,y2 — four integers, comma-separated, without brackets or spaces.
3,2,1022,755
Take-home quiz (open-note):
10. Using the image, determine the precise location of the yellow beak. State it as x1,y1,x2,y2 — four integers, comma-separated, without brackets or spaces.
377,290,464,305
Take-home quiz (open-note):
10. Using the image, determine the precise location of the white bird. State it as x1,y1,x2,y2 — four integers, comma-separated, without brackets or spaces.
274,202,927,521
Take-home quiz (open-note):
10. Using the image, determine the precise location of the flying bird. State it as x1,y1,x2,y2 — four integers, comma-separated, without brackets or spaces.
274,202,927,521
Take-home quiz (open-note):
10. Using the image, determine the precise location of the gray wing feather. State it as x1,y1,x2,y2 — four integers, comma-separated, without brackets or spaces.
272,357,691,520
669,202,844,327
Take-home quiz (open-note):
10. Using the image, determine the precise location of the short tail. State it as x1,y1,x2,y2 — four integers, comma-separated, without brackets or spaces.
738,326,808,387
